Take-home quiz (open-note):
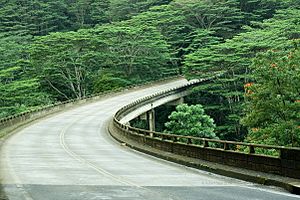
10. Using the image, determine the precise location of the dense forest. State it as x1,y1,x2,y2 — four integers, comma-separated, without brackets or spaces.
0,0,299,147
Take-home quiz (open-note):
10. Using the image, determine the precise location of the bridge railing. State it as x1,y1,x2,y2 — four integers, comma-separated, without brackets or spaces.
115,123,285,155
112,78,300,179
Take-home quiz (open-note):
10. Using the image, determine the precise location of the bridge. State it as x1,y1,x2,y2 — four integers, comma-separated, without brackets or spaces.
0,78,299,200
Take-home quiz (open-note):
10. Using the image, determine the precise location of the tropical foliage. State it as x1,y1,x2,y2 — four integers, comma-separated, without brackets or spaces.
241,41,300,147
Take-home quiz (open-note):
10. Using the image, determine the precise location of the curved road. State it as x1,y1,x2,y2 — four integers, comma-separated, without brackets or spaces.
1,79,299,200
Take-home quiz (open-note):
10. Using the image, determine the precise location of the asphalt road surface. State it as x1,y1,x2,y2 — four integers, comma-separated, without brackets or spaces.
1,79,299,200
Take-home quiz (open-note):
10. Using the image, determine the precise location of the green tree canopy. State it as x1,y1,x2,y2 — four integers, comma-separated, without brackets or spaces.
91,22,172,79
165,104,217,139
30,22,172,100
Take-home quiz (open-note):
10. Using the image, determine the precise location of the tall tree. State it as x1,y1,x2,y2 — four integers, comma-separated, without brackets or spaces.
165,104,217,139
30,30,99,100
172,0,244,38
0,34,51,118
30,22,172,100
241,41,300,147
67,0,110,29
90,23,172,80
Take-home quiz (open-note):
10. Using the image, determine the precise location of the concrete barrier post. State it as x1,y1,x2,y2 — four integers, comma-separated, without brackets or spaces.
249,146,255,154
148,108,155,134
224,143,229,150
